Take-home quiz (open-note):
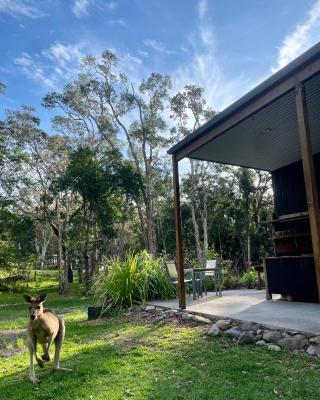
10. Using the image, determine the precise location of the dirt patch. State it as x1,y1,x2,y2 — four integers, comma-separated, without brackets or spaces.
0,328,27,357
125,308,207,331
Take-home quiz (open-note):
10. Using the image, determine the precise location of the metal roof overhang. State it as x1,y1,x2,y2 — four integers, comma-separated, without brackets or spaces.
168,42,320,172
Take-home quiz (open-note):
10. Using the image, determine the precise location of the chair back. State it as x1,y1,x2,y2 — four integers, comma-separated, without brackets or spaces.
165,261,178,280
205,259,217,276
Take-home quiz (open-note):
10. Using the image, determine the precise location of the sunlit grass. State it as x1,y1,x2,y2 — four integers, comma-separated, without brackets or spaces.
1,271,320,399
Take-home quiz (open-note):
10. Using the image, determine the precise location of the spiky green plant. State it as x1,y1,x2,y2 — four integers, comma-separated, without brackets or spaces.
91,251,174,311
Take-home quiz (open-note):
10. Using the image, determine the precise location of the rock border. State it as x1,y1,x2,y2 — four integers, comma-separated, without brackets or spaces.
142,305,320,357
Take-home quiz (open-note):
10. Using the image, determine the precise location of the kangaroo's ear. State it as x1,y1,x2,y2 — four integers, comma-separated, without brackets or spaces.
36,293,47,303
23,294,34,303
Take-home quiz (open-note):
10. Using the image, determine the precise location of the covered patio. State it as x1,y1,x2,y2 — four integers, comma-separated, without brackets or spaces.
149,289,320,333
168,41,320,310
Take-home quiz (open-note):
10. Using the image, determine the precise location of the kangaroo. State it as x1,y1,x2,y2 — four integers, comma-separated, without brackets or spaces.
23,293,72,384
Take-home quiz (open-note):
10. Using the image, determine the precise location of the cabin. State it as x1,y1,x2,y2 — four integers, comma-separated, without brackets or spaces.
168,42,320,309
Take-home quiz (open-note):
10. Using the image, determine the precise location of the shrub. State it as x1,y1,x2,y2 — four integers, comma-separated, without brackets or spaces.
220,260,242,290
222,271,242,289
91,251,174,311
241,268,258,288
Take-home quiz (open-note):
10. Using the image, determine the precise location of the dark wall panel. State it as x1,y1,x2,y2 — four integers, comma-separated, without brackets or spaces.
272,152,320,217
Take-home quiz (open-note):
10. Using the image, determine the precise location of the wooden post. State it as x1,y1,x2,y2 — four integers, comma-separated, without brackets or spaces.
172,154,186,309
296,82,320,302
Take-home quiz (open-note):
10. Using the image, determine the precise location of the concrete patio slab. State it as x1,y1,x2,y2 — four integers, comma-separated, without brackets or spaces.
149,289,320,333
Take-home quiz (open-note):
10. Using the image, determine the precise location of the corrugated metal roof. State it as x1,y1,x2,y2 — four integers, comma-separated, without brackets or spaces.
168,41,320,167
187,89,300,171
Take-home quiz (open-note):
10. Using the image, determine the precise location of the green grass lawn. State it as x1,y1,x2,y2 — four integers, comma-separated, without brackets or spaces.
1,272,320,400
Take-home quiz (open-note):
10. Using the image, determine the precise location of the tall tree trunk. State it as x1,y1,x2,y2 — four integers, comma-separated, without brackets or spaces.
191,204,203,263
62,245,69,294
247,234,251,262
56,199,68,295
136,203,147,248
190,160,203,263
118,219,126,259
77,263,83,284
145,193,156,256
201,184,209,264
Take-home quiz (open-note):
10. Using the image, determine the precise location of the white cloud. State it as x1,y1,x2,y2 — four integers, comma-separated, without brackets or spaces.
138,50,149,58
272,0,320,72
198,0,207,19
108,18,126,27
72,0,91,18
0,0,46,18
105,1,117,10
143,39,177,55
13,41,146,91
171,0,251,111
42,42,85,67
71,0,118,18
14,42,87,89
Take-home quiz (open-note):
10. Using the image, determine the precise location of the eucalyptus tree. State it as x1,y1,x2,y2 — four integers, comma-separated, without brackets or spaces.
56,145,142,291
0,82,5,94
235,168,273,263
170,85,217,263
0,106,75,293
43,50,172,255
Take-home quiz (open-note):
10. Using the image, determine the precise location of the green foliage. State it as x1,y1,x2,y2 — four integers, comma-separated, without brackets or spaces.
57,145,143,240
221,260,242,289
91,251,174,310
241,268,259,288
0,203,36,282
222,271,242,290
206,248,217,260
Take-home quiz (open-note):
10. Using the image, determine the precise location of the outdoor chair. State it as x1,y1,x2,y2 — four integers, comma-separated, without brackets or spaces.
165,261,193,296
203,259,222,297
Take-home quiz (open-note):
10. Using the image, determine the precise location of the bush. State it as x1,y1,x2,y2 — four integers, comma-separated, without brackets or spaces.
220,260,242,290
241,268,259,288
91,251,174,311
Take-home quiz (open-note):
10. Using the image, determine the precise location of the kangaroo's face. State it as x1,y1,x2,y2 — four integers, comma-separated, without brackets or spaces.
23,294,47,321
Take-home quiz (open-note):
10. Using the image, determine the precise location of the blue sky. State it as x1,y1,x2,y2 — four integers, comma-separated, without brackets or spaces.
1,0,320,133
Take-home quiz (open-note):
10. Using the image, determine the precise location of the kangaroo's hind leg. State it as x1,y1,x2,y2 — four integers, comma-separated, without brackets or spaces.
42,332,55,362
53,318,72,372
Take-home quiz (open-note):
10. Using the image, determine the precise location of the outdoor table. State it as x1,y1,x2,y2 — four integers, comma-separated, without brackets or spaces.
185,268,222,300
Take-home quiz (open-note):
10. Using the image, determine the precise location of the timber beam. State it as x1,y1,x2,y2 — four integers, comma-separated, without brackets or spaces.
296,82,320,302
172,154,186,310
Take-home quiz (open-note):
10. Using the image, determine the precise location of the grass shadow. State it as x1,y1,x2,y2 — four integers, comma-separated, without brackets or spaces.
1,314,320,400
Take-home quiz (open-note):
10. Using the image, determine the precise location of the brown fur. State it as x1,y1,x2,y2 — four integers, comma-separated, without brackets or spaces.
23,294,71,384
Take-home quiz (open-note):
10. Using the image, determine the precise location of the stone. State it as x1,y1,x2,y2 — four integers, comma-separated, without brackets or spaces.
207,324,221,336
256,334,262,341
306,345,320,356
309,336,320,345
256,340,266,346
192,315,211,324
215,319,232,330
181,313,192,321
263,331,282,343
238,331,256,345
277,334,307,350
304,332,316,339
240,321,260,331
223,328,241,340
257,329,264,336
166,309,179,317
267,344,281,352
158,311,166,317
145,305,155,312
152,316,165,324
